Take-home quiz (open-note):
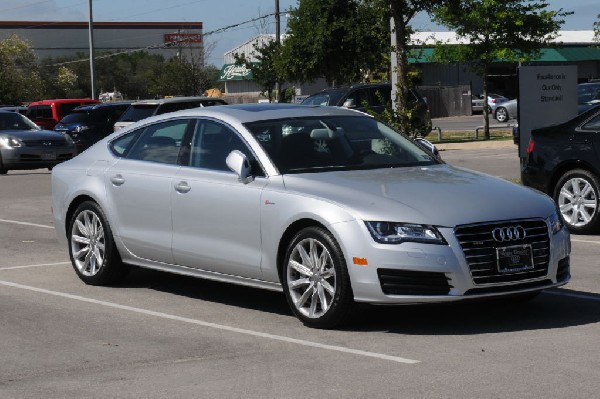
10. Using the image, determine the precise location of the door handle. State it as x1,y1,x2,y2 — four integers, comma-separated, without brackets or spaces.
174,181,191,194
110,174,125,186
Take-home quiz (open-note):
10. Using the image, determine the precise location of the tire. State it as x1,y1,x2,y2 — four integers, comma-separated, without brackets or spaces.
68,201,129,285
495,107,508,123
553,169,600,234
0,155,7,175
282,227,355,328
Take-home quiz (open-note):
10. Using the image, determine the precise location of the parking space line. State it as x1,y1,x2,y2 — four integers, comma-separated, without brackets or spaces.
0,279,420,365
0,219,54,229
0,262,70,271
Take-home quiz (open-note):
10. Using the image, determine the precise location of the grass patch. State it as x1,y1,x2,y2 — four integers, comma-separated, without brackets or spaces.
426,129,513,144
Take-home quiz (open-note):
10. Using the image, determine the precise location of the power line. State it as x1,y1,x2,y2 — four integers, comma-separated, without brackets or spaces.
48,12,279,67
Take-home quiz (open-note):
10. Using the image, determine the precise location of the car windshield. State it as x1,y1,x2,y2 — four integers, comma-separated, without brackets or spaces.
577,83,600,105
302,90,346,106
244,115,438,174
0,112,39,130
118,104,157,122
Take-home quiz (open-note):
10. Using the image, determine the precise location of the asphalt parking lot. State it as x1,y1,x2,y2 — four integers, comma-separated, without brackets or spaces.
1,149,600,397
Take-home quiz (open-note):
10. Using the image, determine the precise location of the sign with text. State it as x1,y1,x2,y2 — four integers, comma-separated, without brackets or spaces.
164,33,202,44
518,65,577,158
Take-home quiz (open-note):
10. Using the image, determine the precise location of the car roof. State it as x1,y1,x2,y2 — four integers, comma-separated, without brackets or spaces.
135,103,369,125
28,99,99,106
130,96,223,106
74,102,132,111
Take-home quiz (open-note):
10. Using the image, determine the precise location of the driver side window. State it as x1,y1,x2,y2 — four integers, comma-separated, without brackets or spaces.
187,120,257,172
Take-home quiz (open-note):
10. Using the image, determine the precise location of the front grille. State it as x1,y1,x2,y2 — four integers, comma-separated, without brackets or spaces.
455,219,550,285
377,269,452,295
23,139,67,147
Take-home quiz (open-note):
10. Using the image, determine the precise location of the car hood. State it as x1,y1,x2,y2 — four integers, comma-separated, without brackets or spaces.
281,164,555,227
0,129,67,140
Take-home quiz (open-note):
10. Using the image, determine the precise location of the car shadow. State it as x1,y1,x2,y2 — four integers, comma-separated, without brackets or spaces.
120,268,600,333
121,267,291,317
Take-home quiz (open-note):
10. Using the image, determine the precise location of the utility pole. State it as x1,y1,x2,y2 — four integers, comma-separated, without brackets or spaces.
274,0,280,102
88,0,96,99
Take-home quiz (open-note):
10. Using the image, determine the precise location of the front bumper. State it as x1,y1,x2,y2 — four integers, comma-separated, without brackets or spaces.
334,219,570,304
1,147,76,170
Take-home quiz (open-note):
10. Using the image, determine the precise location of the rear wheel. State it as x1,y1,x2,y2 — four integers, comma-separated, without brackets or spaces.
495,107,508,123
0,155,7,174
554,169,600,234
68,201,129,285
282,227,355,328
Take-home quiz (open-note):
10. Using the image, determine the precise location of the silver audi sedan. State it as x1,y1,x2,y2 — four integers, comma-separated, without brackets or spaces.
51,104,571,328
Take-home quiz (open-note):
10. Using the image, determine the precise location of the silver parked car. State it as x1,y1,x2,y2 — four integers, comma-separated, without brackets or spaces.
0,111,76,174
51,104,571,328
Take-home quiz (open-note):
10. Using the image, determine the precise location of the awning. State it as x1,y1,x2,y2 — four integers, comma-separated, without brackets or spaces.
409,46,600,64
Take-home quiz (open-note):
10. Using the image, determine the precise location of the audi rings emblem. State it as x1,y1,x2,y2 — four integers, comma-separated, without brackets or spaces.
491,226,526,242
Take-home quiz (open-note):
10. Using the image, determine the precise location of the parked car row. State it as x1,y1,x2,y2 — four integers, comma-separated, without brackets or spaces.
0,96,230,174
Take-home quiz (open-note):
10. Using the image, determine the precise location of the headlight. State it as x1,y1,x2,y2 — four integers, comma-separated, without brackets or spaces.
74,125,90,133
548,210,563,235
365,221,446,245
0,135,24,148
63,133,74,145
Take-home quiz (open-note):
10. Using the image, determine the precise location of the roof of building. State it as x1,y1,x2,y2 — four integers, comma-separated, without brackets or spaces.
410,30,596,45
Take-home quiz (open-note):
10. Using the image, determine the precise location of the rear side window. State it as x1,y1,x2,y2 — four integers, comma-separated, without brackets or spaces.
156,101,202,114
370,87,391,107
127,119,190,164
27,105,52,119
119,104,158,122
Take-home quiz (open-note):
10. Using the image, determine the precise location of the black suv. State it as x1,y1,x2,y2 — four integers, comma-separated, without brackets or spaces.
54,102,131,153
521,105,600,234
301,83,432,136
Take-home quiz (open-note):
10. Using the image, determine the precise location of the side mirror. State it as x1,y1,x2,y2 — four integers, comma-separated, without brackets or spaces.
414,137,441,160
342,99,355,108
226,150,254,184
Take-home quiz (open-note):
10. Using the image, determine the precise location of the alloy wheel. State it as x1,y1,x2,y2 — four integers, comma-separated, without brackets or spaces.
558,177,598,227
70,209,106,276
286,237,336,319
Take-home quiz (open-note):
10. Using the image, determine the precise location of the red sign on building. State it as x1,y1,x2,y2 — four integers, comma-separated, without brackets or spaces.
164,33,202,44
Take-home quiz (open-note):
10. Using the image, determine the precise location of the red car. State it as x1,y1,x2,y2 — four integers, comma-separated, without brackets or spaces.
26,98,99,130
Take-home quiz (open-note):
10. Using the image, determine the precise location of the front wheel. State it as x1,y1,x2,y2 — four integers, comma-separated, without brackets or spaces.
282,227,354,328
495,107,508,123
554,169,600,234
68,201,129,285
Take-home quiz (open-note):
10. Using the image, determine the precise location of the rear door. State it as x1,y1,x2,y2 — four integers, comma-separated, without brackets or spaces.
578,110,600,161
104,118,192,264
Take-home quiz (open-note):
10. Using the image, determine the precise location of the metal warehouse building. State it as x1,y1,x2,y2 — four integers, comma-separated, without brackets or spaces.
0,21,203,61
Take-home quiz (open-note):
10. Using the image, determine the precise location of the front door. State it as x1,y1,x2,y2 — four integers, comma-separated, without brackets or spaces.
171,119,267,279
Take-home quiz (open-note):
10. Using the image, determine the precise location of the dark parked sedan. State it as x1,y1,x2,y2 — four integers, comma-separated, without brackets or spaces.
54,102,131,153
0,111,76,174
521,105,600,233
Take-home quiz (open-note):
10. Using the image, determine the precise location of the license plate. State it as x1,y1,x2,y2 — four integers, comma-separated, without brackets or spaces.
41,152,56,160
496,244,534,273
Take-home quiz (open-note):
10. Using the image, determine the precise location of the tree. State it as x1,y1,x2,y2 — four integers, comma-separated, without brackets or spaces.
432,0,570,138
280,0,388,86
389,1,441,135
594,13,600,44
234,38,282,102
0,35,43,104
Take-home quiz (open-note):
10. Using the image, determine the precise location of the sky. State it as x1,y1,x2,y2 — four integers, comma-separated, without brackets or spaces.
0,0,598,66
